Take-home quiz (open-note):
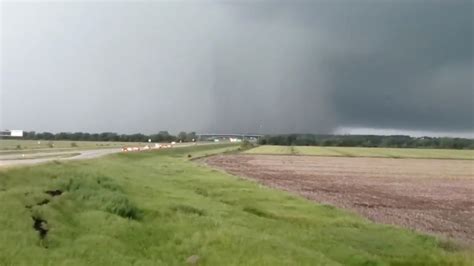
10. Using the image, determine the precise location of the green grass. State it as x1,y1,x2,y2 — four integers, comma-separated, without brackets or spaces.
245,145,474,159
0,144,471,265
244,145,294,155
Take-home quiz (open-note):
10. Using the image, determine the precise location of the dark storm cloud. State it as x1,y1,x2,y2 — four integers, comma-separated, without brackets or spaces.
211,0,473,133
1,0,472,134
318,1,474,132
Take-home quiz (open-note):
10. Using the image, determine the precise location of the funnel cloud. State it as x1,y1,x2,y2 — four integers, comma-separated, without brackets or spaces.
1,1,472,135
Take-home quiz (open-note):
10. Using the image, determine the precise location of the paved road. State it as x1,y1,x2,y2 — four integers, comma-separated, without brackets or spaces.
0,142,221,168
0,148,122,168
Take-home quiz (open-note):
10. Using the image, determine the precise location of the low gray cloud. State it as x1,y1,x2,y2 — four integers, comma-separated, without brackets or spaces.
1,1,472,134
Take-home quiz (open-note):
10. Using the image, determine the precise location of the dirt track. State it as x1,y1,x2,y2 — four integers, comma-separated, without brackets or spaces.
205,154,474,243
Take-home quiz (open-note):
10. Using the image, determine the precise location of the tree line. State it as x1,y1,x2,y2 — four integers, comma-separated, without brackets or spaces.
258,134,474,149
17,131,198,143
9,132,474,149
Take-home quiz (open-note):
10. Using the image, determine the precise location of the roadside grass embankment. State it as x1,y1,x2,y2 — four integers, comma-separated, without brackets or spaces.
245,145,474,160
0,144,471,265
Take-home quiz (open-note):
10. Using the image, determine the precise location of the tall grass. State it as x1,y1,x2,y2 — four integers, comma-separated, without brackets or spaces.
58,175,141,220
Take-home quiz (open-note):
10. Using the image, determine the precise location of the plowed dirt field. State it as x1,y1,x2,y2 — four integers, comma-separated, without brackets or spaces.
204,154,474,243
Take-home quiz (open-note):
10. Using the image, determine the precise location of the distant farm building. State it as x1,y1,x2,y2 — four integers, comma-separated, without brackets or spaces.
0,130,23,137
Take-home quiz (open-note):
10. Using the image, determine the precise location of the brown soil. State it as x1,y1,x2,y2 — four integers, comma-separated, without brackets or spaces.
45,189,62,197
204,154,474,243
32,216,48,239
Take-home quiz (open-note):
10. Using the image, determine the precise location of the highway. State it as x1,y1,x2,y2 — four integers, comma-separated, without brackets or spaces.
0,142,220,168
0,148,122,168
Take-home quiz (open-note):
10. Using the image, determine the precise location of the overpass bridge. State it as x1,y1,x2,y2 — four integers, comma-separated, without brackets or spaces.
197,133,263,140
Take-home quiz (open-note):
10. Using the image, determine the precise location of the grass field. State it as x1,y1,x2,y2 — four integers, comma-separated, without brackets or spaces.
245,145,474,160
0,144,471,265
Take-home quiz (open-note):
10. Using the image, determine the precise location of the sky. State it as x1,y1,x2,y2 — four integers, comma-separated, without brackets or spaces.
1,0,473,137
